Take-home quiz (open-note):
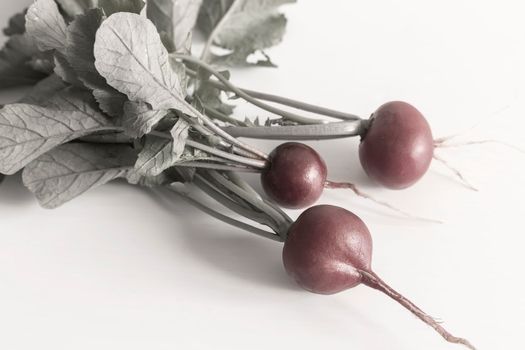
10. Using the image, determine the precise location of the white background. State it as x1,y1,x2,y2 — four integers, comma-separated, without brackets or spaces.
1,1,524,349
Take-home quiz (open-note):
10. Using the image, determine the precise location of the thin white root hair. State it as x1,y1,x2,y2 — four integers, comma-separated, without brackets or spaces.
325,181,443,224
434,103,513,145
432,154,479,191
436,139,525,155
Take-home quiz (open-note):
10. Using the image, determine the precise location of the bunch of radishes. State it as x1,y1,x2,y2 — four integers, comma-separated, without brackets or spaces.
177,42,480,349
208,99,476,348
0,1,484,348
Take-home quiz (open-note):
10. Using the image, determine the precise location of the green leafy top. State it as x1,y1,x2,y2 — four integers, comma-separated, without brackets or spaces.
0,0,297,244
0,0,292,217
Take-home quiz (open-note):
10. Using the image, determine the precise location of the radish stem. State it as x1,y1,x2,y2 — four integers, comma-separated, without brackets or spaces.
186,140,268,169
187,68,361,121
193,174,275,228
237,87,361,121
85,128,266,173
168,186,281,241
200,102,247,127
223,120,368,140
175,112,255,158
185,102,269,160
203,170,293,237
174,162,260,172
174,54,328,125
226,171,261,197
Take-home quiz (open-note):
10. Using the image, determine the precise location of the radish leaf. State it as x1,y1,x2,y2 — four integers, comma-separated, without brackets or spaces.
198,0,294,66
135,119,190,176
0,89,115,175
94,13,191,114
26,0,68,53
147,0,203,52
22,143,136,208
53,54,83,86
65,8,107,89
64,8,127,116
92,87,128,117
122,101,168,138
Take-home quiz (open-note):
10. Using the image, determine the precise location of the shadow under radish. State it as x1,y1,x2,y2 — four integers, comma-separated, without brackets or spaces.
143,186,301,292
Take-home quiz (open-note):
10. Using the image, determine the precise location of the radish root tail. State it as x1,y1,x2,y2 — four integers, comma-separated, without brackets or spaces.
324,180,442,224
359,269,476,350
435,138,525,155
432,154,478,191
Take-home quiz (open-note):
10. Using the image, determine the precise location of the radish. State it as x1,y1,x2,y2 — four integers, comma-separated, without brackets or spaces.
261,142,327,209
283,204,475,349
170,174,474,349
359,101,434,189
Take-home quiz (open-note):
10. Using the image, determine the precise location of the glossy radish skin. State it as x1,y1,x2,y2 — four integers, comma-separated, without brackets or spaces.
283,205,371,294
359,101,434,189
283,205,475,349
261,142,327,209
